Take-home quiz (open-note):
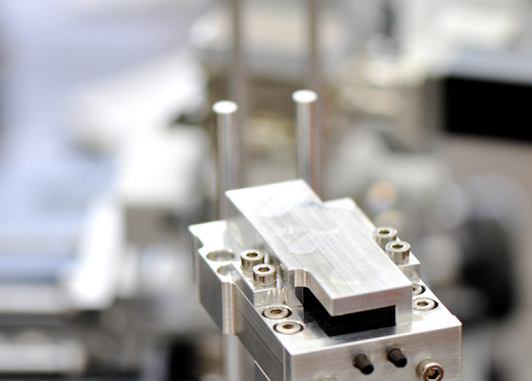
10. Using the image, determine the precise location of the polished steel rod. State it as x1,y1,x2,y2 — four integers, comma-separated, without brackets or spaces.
213,98,251,381
229,0,248,184
292,90,319,192
213,100,240,220
308,0,322,94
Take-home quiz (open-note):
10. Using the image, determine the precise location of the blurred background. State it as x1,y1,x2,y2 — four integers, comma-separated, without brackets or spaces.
0,0,530,380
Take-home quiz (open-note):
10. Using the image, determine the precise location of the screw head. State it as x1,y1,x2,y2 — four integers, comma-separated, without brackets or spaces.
252,264,276,287
417,359,444,381
372,226,398,249
385,240,411,264
263,306,291,319
240,250,265,272
413,297,438,311
274,321,304,334
412,283,426,296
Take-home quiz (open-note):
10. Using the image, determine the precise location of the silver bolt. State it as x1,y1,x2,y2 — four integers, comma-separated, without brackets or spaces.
274,321,304,334
262,306,291,319
412,283,425,296
253,264,276,287
372,226,398,249
240,250,265,272
416,359,444,381
413,297,438,311
385,240,411,264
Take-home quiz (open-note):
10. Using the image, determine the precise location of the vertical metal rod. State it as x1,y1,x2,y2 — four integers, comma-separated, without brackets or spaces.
229,0,248,184
292,90,319,192
213,100,240,220
305,0,322,196
213,99,252,381
307,0,322,94
217,2,249,379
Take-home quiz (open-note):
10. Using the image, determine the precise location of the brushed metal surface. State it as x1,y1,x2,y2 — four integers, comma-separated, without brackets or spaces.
226,180,412,319
190,180,462,381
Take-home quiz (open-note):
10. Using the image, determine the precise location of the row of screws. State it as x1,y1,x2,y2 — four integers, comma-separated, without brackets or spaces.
322,355,442,381
374,228,439,311
261,306,305,334
353,352,443,381
207,248,442,380
241,249,277,286
372,227,410,264
204,248,277,287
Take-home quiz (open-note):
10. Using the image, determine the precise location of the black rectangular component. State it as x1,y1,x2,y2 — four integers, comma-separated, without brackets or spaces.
300,288,396,337
443,76,532,143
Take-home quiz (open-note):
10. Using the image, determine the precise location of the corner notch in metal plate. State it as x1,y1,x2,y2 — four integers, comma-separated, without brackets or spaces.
225,180,412,320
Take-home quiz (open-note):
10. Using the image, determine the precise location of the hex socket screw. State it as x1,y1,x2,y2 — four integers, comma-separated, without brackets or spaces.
385,240,411,264
252,264,276,287
262,306,291,319
387,348,407,368
274,321,304,334
372,226,398,249
240,250,265,272
412,283,425,296
353,354,374,375
413,297,438,311
416,359,444,381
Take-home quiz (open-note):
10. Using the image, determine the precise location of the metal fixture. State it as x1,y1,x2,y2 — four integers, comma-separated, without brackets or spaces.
417,359,444,381
353,354,374,375
240,250,265,272
372,226,398,249
190,180,462,381
386,240,411,264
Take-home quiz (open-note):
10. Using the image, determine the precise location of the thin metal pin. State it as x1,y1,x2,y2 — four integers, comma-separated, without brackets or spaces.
229,0,247,184
292,90,319,192
213,100,240,220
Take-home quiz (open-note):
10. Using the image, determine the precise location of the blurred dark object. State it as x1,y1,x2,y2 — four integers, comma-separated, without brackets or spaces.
444,76,532,143
460,217,515,319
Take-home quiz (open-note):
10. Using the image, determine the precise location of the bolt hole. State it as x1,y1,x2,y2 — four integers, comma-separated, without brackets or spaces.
417,300,429,307
257,266,269,272
245,252,259,258
378,229,391,235
206,250,235,262
283,324,293,329
392,243,404,249
270,309,282,315
217,265,232,276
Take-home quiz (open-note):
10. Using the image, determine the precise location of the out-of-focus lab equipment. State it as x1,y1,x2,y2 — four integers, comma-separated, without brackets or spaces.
0,0,530,380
